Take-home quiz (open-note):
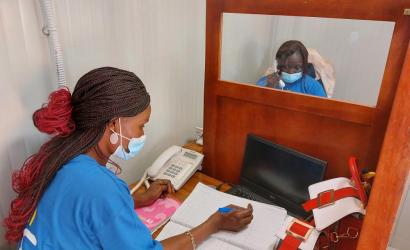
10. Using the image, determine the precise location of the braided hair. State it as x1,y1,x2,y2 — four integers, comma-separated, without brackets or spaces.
275,40,309,74
4,67,150,242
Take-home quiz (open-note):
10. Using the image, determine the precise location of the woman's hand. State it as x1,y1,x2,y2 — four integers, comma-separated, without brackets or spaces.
266,72,280,88
161,204,253,249
148,179,175,198
208,204,254,232
133,179,175,207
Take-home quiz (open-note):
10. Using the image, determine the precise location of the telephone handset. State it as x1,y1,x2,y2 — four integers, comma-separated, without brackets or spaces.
130,145,203,194
269,71,285,89
147,145,182,177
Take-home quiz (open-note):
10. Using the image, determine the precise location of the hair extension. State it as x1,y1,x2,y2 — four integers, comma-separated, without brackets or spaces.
32,87,75,137
4,67,150,242
275,40,309,74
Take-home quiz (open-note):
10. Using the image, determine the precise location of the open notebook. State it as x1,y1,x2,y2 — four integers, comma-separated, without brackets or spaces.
156,183,287,250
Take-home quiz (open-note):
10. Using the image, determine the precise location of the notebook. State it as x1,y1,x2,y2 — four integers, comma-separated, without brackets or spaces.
135,197,180,233
156,183,287,250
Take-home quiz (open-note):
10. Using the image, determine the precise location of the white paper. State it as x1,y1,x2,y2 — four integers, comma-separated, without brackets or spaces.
167,183,287,250
276,216,320,250
308,177,365,230
156,221,243,250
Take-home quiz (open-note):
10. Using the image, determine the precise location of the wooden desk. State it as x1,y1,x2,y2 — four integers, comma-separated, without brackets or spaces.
131,171,231,238
167,171,231,201
182,140,203,154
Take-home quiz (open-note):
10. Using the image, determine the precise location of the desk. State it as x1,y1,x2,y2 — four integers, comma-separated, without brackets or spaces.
133,142,228,237
131,171,231,238
182,140,203,154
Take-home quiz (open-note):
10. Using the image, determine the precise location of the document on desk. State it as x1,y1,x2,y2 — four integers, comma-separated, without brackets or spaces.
156,183,287,250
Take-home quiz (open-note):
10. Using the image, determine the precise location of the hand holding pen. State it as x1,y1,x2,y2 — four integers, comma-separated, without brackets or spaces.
209,204,254,232
162,203,254,248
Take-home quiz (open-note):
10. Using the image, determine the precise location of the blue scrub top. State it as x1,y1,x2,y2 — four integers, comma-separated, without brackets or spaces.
256,74,327,98
19,154,163,250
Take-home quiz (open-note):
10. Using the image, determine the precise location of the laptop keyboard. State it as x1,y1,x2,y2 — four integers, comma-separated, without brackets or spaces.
226,185,312,220
226,186,273,204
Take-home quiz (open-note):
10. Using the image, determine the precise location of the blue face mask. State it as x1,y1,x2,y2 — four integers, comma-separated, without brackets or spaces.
110,118,146,160
281,71,303,84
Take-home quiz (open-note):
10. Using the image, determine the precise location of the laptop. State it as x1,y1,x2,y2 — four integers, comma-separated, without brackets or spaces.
226,134,327,219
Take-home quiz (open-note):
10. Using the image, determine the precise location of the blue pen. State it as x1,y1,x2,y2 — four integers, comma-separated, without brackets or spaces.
218,207,233,213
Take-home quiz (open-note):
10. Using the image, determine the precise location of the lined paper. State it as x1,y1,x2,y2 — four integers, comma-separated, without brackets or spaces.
157,183,287,250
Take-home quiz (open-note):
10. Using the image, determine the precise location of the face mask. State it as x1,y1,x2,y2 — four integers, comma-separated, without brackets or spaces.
110,118,146,160
281,71,303,84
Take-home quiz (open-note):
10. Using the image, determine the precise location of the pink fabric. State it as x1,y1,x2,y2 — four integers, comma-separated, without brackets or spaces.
135,197,180,231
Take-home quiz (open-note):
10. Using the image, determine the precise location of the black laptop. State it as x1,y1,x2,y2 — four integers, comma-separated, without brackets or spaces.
226,134,327,219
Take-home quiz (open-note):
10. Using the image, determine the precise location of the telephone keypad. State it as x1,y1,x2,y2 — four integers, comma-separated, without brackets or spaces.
164,163,187,179
161,158,198,183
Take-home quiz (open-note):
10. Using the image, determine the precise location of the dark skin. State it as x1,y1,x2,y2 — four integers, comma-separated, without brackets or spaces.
133,179,175,207
87,106,173,207
87,105,254,249
267,51,304,87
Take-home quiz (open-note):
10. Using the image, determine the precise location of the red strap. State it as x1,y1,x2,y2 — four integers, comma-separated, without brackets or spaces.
302,187,360,212
279,220,313,250
280,235,303,250
349,156,368,206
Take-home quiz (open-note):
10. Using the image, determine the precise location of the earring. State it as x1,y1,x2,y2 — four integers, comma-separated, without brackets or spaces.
110,132,119,145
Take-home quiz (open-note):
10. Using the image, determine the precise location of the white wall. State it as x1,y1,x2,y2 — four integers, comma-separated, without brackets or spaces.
0,1,55,248
53,0,205,183
221,14,394,106
221,14,276,83
0,0,204,248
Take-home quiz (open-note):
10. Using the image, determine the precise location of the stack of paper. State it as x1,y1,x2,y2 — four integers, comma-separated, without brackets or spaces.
156,183,287,250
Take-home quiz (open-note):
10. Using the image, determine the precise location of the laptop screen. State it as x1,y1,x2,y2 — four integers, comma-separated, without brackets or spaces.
240,134,327,206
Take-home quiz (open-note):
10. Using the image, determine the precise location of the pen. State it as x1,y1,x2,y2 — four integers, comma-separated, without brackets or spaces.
218,207,233,213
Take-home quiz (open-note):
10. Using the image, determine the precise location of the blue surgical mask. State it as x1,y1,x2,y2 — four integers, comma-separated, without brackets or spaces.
110,118,146,160
281,71,303,84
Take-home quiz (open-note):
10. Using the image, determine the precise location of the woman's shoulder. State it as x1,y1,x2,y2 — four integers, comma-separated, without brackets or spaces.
302,74,327,97
302,74,320,84
56,154,129,195
38,155,132,221
256,75,268,86
60,154,108,178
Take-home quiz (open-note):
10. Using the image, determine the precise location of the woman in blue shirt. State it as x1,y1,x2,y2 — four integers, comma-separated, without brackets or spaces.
256,40,327,98
5,67,253,249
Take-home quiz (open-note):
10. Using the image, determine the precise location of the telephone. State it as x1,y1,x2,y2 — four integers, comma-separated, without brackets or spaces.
131,145,203,194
